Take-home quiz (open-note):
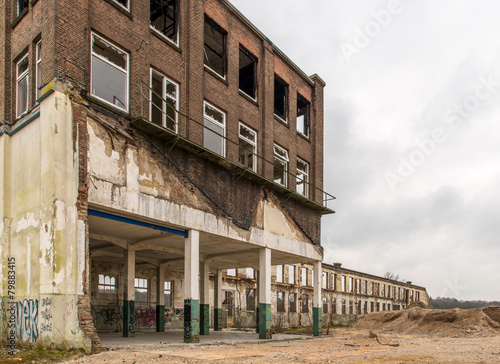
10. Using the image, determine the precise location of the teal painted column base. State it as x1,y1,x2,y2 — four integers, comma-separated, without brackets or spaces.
123,300,135,337
255,307,259,333
200,304,210,335
156,305,165,332
313,307,322,336
258,303,272,339
213,308,222,331
184,299,200,343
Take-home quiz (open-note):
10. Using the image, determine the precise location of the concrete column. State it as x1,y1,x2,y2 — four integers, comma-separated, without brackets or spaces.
255,270,259,333
156,264,165,332
200,260,210,335
213,269,223,331
123,248,135,337
258,248,271,339
184,230,200,343
313,260,322,336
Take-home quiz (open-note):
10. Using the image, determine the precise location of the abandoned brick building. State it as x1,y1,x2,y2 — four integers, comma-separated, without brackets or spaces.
0,0,338,351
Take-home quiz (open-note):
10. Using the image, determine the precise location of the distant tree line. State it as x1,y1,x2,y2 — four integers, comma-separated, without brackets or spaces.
430,297,500,309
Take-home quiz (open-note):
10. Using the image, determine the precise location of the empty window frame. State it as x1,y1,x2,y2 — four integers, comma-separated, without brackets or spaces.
246,288,255,311
349,300,353,314
341,275,346,292
276,265,283,283
341,299,346,314
274,75,288,121
164,281,173,307
150,0,179,44
381,284,386,297
273,144,289,187
349,277,353,293
357,301,362,315
288,265,295,285
239,47,256,99
113,0,129,11
16,54,29,118
322,297,328,313
322,272,327,289
296,158,309,197
238,123,257,172
371,302,375,312
151,69,179,132
296,94,310,137
36,41,41,100
246,267,255,279
331,273,337,291
364,301,368,314
91,33,129,112
98,274,116,293
301,294,309,313
135,278,148,306
332,298,337,314
226,268,236,277
204,16,227,78
289,293,297,312
277,292,285,312
363,280,368,295
203,101,226,156
301,267,308,286
18,0,28,15
356,279,361,294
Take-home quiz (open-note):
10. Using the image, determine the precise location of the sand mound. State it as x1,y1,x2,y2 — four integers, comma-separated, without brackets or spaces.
353,306,500,338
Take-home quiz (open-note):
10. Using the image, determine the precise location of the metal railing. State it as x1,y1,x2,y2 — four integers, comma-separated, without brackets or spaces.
139,81,335,211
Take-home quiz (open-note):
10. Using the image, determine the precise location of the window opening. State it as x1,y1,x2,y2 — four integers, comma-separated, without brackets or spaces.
296,158,309,197
203,101,226,156
332,298,337,314
273,144,289,187
322,297,328,313
289,293,296,312
238,123,257,172
322,272,327,289
204,16,227,78
276,265,283,283
150,0,179,44
288,265,295,285
239,47,256,99
164,281,173,306
301,267,308,286
226,268,236,277
277,292,285,312
18,0,28,15
113,0,129,10
16,54,29,118
150,69,179,132
274,75,288,121
135,278,148,307
98,274,116,293
246,288,255,311
91,33,129,112
296,94,310,136
301,294,309,313
246,268,254,279
36,41,42,100
341,299,346,314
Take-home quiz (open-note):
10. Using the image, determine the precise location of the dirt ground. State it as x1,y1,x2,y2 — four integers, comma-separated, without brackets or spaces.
53,328,499,364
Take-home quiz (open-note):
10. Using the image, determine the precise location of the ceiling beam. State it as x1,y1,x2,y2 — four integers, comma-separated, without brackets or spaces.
90,233,128,249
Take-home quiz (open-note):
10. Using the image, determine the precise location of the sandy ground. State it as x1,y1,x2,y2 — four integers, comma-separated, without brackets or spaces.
61,328,500,364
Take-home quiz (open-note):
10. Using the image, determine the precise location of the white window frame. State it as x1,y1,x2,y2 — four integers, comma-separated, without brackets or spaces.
273,144,289,187
36,41,42,100
238,123,257,172
288,265,295,285
296,158,309,198
164,281,173,307
17,0,28,16
98,274,117,293
301,267,308,286
16,53,29,118
90,33,129,112
203,101,226,157
150,68,179,133
113,0,129,11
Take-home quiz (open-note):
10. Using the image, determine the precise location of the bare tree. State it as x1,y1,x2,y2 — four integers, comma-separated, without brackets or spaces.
384,272,400,281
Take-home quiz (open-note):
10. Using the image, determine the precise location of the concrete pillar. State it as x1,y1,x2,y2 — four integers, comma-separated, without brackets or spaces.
123,248,135,337
213,269,223,331
313,260,322,336
184,230,200,343
200,260,210,335
258,248,271,339
255,270,259,333
156,264,165,332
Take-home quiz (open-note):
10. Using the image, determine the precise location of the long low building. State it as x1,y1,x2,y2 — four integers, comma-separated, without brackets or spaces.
91,262,429,331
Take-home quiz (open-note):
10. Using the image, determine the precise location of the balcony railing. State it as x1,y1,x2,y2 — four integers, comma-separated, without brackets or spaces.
133,81,335,214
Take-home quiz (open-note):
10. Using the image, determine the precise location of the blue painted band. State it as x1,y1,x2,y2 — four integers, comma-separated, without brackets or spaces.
88,209,188,237
8,111,41,136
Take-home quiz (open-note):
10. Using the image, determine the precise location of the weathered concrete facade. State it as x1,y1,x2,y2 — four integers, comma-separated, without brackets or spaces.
1,0,333,351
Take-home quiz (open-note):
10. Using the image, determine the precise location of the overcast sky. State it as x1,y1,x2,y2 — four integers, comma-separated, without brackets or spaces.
231,0,500,301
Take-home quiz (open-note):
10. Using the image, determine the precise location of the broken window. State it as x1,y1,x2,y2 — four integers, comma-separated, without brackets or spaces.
246,288,255,311
288,265,295,285
113,0,129,10
204,16,227,78
296,158,309,197
273,144,289,187
238,123,257,172
296,94,310,137
151,69,179,132
341,299,346,314
203,101,226,156
322,272,327,289
150,0,179,44
164,281,173,307
36,40,41,100
16,54,29,118
98,274,116,293
274,75,288,121
332,298,337,314
301,267,308,286
91,33,129,112
18,0,28,15
289,293,296,312
277,292,285,312
301,294,309,313
239,47,257,99
134,278,148,307
276,265,283,283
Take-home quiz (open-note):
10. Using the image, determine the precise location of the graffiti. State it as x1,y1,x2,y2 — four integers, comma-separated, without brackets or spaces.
174,308,184,321
66,300,74,317
15,299,39,342
135,308,156,328
128,301,135,334
92,306,121,332
183,303,191,342
41,297,52,307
